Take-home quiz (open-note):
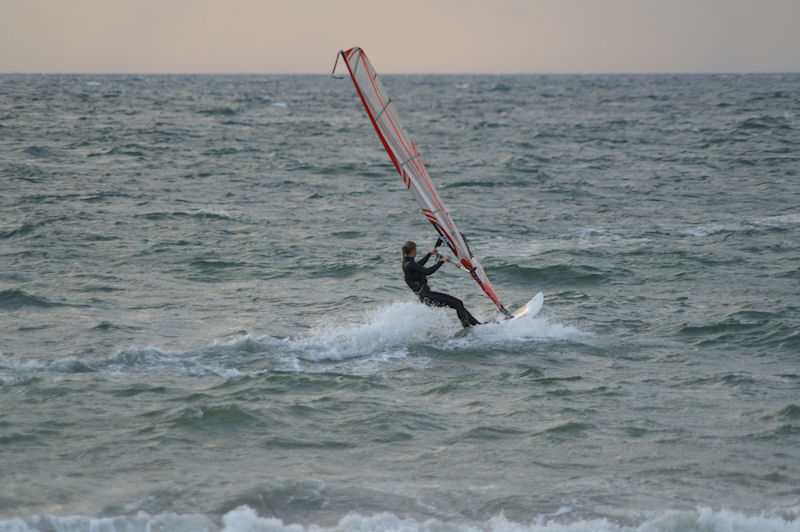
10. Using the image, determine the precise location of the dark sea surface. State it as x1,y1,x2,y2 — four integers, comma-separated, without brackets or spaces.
1,72,799,531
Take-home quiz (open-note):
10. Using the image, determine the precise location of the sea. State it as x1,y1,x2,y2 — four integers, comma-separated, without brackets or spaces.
1,71,798,531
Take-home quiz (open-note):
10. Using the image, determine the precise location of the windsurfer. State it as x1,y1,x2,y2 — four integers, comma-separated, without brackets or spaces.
402,240,480,328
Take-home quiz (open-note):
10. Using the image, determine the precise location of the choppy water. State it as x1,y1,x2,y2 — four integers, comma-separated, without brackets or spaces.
1,72,799,531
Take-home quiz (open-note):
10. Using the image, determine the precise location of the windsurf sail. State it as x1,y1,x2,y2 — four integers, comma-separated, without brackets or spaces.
335,47,510,316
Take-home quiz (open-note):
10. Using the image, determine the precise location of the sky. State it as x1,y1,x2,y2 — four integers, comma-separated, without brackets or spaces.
1,0,799,74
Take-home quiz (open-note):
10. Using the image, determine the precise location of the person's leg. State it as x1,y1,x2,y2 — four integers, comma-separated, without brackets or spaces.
462,306,481,326
421,290,479,327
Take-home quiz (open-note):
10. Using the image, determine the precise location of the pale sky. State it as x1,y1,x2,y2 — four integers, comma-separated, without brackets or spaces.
1,0,799,74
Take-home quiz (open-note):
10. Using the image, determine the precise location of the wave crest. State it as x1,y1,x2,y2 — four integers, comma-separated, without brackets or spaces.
4,505,798,532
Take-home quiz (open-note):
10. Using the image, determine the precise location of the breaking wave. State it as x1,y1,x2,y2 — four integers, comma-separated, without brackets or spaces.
2,506,799,532
1,301,587,379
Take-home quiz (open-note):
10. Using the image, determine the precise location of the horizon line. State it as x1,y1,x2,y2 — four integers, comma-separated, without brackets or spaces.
2,70,799,76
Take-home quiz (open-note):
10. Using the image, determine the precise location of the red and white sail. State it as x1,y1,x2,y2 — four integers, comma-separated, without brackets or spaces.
337,47,509,315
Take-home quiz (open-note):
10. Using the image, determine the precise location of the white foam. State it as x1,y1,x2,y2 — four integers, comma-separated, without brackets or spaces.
492,231,650,258
95,302,587,376
0,512,215,531
753,213,800,227
287,298,590,358
197,208,234,219
643,507,800,532
2,506,799,532
292,301,452,362
98,333,288,377
0,353,45,371
4,301,587,380
217,505,800,532
444,312,591,351
681,212,800,238
223,506,303,532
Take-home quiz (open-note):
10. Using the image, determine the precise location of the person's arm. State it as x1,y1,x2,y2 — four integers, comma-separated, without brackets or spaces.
424,259,445,276
411,257,444,276
418,247,443,266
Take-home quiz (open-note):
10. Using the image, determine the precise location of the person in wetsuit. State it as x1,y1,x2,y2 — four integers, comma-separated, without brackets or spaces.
402,240,480,328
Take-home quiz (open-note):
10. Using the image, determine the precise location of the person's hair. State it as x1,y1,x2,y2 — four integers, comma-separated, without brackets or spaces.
402,241,416,257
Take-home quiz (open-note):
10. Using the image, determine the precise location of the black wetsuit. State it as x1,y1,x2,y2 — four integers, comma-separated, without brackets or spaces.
403,253,480,328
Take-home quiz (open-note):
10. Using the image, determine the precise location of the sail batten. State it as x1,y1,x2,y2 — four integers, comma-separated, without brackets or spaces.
338,47,509,316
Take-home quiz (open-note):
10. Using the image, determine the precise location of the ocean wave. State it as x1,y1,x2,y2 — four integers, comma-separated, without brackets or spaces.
197,106,240,116
0,335,276,378
504,263,611,285
101,336,280,378
738,114,793,131
0,512,216,532
197,209,235,220
105,300,589,376
754,213,800,228
676,311,797,350
679,213,800,238
87,144,149,157
0,223,38,240
486,232,650,259
1,301,589,381
0,289,69,310
48,357,96,374
91,321,139,333
189,258,247,275
108,347,197,371
166,404,264,432
134,209,236,222
2,506,799,532
778,404,800,420
22,145,61,158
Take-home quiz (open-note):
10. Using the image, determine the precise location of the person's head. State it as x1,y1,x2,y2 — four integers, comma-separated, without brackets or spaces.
402,240,417,258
